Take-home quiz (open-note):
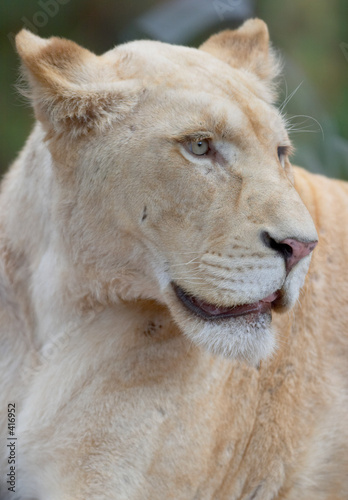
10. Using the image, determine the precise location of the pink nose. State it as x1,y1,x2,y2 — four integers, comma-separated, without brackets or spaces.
262,232,318,274
277,238,318,273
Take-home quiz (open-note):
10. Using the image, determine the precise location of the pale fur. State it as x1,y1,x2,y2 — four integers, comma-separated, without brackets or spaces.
0,19,347,500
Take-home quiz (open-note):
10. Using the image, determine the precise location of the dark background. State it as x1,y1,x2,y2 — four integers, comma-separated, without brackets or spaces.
1,0,348,179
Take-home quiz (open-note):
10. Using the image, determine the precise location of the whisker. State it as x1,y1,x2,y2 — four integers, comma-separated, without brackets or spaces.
172,273,206,281
285,114,324,140
278,81,303,113
288,129,321,134
285,118,312,129
277,81,324,141
170,257,201,267
170,268,204,276
166,251,201,255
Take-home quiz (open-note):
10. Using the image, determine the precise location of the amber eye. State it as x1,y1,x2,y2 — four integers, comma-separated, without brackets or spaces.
189,139,210,156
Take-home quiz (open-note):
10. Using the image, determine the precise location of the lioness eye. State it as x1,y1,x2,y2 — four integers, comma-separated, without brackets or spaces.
277,146,287,168
190,139,210,156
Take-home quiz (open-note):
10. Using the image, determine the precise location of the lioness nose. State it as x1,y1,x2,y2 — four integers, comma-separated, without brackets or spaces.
262,233,318,274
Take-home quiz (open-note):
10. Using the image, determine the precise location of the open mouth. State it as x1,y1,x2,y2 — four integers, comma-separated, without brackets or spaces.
172,282,280,321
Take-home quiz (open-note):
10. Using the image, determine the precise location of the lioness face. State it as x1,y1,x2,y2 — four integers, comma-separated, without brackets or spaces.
16,20,318,364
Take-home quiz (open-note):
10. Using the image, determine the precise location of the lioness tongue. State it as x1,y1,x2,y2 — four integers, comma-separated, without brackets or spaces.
191,297,262,317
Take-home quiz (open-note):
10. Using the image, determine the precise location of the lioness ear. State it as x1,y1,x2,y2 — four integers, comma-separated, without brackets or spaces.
199,19,281,100
15,30,139,136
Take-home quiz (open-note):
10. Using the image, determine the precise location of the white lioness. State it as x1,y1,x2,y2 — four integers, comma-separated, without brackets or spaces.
0,18,347,500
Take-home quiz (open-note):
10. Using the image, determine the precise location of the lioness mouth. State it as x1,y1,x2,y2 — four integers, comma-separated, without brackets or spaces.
172,283,280,321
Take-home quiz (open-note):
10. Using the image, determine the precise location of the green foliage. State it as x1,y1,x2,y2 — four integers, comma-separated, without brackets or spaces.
256,0,348,179
1,0,348,179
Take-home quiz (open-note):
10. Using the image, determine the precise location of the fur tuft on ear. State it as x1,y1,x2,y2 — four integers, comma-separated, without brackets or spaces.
199,19,281,102
15,30,140,136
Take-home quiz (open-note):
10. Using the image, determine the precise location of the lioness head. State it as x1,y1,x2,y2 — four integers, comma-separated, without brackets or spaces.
16,19,317,364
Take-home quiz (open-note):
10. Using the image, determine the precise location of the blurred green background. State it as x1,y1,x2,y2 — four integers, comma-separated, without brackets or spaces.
1,0,348,179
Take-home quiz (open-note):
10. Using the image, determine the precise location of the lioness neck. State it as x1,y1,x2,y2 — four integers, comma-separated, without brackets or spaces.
0,124,173,352
1,124,52,259
0,124,89,345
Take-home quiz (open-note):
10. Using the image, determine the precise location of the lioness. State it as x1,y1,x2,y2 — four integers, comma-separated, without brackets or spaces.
0,18,347,500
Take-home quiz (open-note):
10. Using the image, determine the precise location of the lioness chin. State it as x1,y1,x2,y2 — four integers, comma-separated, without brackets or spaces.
0,18,347,500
